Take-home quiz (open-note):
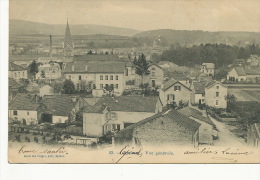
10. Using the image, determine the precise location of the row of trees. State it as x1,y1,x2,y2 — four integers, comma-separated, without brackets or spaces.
153,43,260,68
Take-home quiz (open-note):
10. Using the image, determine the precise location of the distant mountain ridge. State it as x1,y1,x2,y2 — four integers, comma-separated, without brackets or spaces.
134,29,260,45
10,19,141,37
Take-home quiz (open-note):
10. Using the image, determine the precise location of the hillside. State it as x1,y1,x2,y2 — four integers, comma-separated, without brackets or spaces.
134,29,260,46
10,19,141,37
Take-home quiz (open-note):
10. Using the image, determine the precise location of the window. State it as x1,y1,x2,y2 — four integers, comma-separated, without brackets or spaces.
167,94,175,101
115,84,119,89
174,86,181,91
111,112,117,119
100,75,103,80
100,84,103,89
110,75,113,80
216,85,219,89
216,92,219,97
79,75,81,80
13,111,18,116
27,112,29,116
105,75,108,80
22,72,25,77
18,72,20,77
69,75,71,80
77,84,80,89
105,84,109,89
152,72,155,77
115,75,118,80
14,72,17,78
215,100,219,106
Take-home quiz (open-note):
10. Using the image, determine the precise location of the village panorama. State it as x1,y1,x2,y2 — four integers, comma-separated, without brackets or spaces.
8,18,260,159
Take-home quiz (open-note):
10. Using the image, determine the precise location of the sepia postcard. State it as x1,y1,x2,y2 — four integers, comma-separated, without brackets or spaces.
8,0,260,164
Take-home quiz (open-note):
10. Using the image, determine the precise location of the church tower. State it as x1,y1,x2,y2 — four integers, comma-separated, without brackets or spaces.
63,18,74,56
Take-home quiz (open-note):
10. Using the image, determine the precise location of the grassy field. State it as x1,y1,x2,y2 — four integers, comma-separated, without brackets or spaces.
228,89,260,102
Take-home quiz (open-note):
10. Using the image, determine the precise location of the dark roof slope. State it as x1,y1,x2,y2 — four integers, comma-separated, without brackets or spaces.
193,82,205,94
9,94,43,110
9,78,22,89
205,80,227,89
83,104,106,114
95,96,159,113
73,54,120,61
63,61,125,73
178,107,216,128
116,109,201,137
40,95,77,116
234,67,246,76
9,62,26,71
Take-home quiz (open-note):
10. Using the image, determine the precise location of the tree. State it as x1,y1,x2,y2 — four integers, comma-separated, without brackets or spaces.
53,82,63,94
87,50,93,55
134,53,150,88
29,60,39,80
63,79,75,94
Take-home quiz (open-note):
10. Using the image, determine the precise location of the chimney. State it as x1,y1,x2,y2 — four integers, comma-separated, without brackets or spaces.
49,35,52,57
71,96,77,103
72,64,74,72
85,65,88,71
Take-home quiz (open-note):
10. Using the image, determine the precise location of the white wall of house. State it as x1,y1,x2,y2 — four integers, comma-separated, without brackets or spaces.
53,116,68,124
83,113,105,137
36,63,62,80
205,83,227,109
191,93,205,105
227,68,247,81
9,70,28,80
8,110,38,124
160,83,191,107
65,73,96,89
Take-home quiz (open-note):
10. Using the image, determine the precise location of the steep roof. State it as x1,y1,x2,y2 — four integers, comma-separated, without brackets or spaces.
205,80,227,89
95,96,160,113
63,61,126,73
9,62,26,71
9,78,22,89
64,20,73,49
178,107,216,128
171,73,191,81
9,94,43,111
162,79,191,91
192,82,205,94
73,54,120,61
233,67,246,76
83,104,107,114
40,95,77,116
116,109,201,137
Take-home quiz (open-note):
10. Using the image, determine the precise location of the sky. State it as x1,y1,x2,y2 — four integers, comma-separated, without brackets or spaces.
9,0,260,32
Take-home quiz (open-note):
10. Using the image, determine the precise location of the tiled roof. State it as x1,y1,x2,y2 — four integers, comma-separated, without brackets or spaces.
162,79,191,91
95,96,160,113
192,82,205,94
63,61,126,73
83,104,107,113
9,78,22,89
9,62,26,71
234,67,246,76
171,73,191,81
202,63,215,69
9,94,43,110
116,109,201,137
178,107,216,128
40,95,77,116
73,54,120,61
205,81,227,89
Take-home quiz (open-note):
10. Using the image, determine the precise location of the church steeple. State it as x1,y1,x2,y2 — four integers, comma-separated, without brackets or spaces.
63,17,73,56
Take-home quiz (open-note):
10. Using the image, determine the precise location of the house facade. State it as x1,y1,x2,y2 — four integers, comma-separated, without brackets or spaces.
83,96,163,137
64,61,127,96
227,67,247,82
9,94,47,125
114,110,200,147
190,82,205,105
36,62,62,80
159,79,192,107
136,64,164,87
200,63,215,76
9,62,28,81
205,81,228,109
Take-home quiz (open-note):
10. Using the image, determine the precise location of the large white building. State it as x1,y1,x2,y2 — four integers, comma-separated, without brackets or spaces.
63,61,127,96
9,62,28,81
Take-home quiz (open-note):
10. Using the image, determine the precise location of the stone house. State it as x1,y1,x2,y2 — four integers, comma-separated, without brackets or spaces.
227,67,247,82
35,62,62,80
205,81,228,109
64,61,127,96
114,109,200,147
159,79,192,107
8,62,28,81
136,64,164,87
200,63,215,76
9,94,47,125
82,96,163,137
178,107,218,145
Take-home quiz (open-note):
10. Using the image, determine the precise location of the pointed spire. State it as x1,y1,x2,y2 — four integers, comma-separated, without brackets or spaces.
63,16,73,56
